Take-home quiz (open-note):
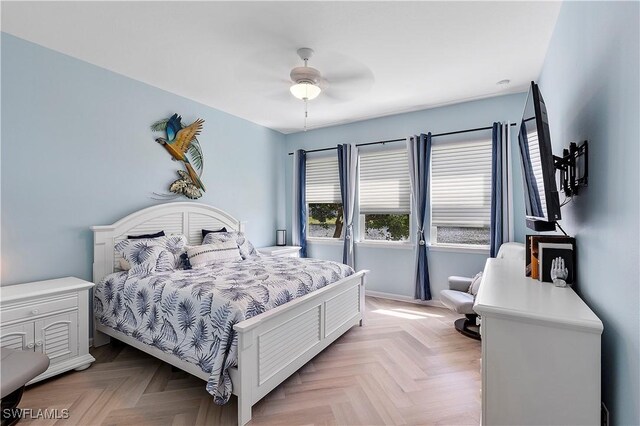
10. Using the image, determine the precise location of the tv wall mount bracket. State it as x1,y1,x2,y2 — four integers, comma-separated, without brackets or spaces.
554,140,588,197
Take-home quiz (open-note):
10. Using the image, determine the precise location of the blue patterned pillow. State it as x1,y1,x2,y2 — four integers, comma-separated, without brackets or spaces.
115,235,187,272
202,231,259,259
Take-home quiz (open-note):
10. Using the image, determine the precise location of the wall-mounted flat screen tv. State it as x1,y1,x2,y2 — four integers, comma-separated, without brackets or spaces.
518,81,561,229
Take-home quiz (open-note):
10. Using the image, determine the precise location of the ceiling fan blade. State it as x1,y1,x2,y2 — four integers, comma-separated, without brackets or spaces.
321,71,375,101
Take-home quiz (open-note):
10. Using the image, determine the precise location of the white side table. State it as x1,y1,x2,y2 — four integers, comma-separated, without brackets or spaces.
0,277,96,384
257,246,302,258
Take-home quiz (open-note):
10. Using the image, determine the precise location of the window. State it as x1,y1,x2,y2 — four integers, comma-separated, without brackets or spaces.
359,149,411,242
430,139,492,246
306,156,343,239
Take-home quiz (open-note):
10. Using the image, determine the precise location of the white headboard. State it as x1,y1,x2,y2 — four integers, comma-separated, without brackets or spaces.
91,202,244,283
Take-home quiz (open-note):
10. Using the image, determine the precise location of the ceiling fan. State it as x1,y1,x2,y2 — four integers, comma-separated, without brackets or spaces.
286,47,374,102
289,48,323,101
286,47,374,129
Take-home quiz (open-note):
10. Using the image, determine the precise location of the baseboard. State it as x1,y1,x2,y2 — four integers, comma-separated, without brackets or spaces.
365,290,446,308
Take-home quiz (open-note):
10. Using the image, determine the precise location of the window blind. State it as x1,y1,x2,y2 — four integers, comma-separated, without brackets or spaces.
306,156,341,204
359,149,411,214
431,139,492,227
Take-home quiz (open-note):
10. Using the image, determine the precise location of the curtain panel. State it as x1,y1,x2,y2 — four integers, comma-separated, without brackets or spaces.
490,122,511,257
407,133,432,301
337,144,358,267
292,149,307,257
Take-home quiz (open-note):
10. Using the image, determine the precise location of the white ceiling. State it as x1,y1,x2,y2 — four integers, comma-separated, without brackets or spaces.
2,1,561,134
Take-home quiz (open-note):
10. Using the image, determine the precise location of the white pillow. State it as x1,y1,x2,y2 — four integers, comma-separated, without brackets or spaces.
202,231,259,259
187,241,242,268
468,272,483,296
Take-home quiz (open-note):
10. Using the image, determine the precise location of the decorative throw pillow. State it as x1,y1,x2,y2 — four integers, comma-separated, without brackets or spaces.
202,231,259,259
187,241,242,268
128,230,165,239
115,235,187,272
468,272,483,296
201,227,228,238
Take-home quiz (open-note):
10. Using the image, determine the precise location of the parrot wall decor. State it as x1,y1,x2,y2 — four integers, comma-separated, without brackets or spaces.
150,113,206,200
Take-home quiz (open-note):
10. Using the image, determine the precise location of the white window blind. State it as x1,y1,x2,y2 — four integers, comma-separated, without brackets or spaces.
359,149,411,214
431,139,492,227
306,156,341,204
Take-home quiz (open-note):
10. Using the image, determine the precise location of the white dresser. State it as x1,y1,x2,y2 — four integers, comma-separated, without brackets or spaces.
0,277,96,384
474,256,603,425
257,245,301,258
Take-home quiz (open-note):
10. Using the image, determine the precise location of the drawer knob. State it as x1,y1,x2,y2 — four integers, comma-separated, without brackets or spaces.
27,342,34,349
35,341,42,347
31,309,39,315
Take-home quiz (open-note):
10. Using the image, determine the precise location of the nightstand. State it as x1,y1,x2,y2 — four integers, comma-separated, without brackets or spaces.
257,246,302,258
0,277,96,384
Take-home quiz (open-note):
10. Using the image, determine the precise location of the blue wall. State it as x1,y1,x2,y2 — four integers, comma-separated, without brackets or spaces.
284,93,527,300
1,34,285,285
538,2,639,424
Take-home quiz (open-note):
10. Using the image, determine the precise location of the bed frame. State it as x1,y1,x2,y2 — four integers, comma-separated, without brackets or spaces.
91,202,366,425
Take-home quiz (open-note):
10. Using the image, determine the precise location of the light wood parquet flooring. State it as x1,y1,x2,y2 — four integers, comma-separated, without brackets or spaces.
20,297,481,425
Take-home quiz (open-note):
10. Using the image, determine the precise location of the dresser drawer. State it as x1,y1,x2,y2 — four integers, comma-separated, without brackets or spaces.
1,294,78,324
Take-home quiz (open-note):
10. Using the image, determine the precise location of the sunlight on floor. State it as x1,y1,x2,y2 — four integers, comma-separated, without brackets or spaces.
371,308,444,320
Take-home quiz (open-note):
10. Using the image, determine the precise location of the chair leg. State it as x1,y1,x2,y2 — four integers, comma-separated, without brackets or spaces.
1,386,25,426
454,315,481,341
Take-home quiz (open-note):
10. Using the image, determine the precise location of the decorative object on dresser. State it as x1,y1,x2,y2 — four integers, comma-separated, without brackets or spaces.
538,242,574,285
151,113,206,200
276,229,286,246
0,277,95,384
474,242,603,425
525,234,576,280
257,245,301,258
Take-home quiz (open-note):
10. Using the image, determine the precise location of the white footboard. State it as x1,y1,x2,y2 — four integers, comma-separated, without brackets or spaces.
232,270,367,425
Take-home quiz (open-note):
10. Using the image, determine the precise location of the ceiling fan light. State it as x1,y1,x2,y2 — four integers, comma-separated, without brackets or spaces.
290,82,321,100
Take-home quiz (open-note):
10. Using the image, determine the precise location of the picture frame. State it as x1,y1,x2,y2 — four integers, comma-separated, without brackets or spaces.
538,242,574,284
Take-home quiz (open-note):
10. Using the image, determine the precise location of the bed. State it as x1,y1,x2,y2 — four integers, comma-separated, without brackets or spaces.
91,202,367,425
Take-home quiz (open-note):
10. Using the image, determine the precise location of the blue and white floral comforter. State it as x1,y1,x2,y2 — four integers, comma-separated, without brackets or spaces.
93,256,354,403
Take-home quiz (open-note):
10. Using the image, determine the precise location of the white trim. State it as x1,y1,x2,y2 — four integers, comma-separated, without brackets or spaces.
355,241,414,250
365,290,446,308
307,238,343,246
427,243,490,255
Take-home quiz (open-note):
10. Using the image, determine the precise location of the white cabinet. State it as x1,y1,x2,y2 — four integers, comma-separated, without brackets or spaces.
474,257,603,426
257,246,302,258
0,277,95,384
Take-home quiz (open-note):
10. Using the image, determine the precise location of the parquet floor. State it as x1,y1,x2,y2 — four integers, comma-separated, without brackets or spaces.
20,297,481,425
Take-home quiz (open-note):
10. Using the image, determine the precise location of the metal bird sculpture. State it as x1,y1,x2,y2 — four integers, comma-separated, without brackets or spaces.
155,114,206,192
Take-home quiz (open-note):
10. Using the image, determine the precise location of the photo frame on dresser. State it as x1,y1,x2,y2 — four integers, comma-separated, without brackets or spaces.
538,242,575,284
526,235,576,281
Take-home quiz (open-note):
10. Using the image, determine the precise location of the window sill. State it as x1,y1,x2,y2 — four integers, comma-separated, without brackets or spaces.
427,244,490,255
307,238,343,246
355,241,415,250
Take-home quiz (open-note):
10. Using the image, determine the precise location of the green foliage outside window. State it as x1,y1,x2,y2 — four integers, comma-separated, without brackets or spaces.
364,214,410,241
308,203,343,238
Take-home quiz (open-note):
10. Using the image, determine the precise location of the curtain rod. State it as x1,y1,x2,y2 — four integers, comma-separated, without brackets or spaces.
287,122,517,155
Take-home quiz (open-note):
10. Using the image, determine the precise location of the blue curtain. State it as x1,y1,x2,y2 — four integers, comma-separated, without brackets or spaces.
407,133,432,300
292,149,307,257
337,144,358,267
490,123,505,258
